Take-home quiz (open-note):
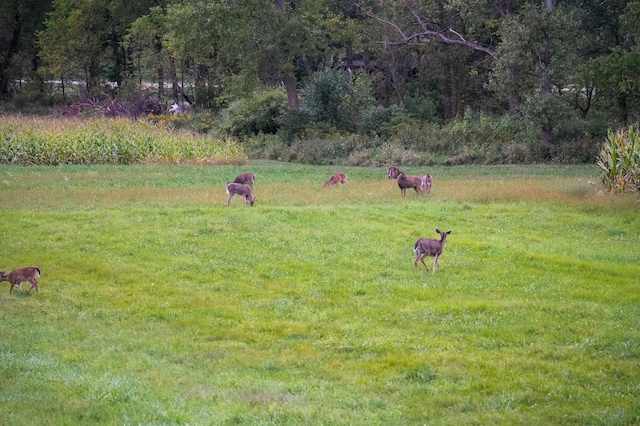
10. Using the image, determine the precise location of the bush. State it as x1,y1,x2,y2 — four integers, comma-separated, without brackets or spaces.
597,126,640,192
222,88,289,138
300,69,375,133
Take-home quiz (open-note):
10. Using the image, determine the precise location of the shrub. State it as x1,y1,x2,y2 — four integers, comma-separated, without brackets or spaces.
300,69,375,133
597,126,640,192
222,88,289,138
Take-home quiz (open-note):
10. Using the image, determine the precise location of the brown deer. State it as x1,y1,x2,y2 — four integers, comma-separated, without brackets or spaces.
414,229,451,273
387,166,400,180
421,174,433,194
324,173,349,186
1,267,41,295
226,183,255,206
397,172,425,197
233,172,255,190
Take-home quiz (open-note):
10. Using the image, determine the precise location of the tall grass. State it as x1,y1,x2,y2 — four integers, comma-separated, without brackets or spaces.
0,164,638,425
0,115,246,165
597,126,640,192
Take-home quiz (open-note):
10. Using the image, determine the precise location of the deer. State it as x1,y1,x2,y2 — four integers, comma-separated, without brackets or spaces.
414,229,451,273
1,267,41,295
421,174,433,194
226,182,255,206
233,172,255,190
324,173,349,186
387,165,400,180
397,172,425,197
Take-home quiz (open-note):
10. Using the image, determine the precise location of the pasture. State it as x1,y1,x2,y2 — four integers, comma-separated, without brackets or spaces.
0,163,639,425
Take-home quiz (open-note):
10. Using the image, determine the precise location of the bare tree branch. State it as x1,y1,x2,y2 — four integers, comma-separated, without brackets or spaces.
362,3,499,61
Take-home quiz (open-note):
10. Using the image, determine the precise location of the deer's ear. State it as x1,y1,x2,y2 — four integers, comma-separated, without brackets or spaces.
436,228,441,233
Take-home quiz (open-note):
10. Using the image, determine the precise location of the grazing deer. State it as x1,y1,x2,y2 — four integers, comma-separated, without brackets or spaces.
414,229,451,273
421,174,433,194
233,172,255,190
1,267,41,295
226,182,255,206
387,165,400,180
397,172,425,197
324,173,349,186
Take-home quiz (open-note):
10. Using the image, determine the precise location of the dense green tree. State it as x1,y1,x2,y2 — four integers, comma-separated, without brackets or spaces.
39,0,153,95
0,0,52,98
576,1,640,124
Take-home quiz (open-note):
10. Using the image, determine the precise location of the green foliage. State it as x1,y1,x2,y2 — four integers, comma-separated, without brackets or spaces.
223,88,290,138
597,126,640,192
300,68,376,133
584,49,640,124
0,116,245,165
243,112,602,166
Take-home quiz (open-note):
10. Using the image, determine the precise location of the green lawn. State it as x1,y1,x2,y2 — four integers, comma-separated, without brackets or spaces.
1,163,638,425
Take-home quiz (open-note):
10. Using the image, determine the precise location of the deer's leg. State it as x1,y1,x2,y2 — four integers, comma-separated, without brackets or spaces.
433,254,439,273
419,254,429,271
227,194,233,206
30,278,39,294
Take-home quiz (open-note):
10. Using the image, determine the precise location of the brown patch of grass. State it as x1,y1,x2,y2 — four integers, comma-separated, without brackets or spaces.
3,175,636,212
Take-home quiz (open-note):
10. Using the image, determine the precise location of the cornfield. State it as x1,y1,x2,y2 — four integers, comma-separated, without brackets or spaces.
0,116,246,165
596,126,640,193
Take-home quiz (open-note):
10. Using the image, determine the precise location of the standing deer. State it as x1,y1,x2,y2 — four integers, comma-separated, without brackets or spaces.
1,267,41,295
233,172,255,190
414,229,451,273
226,183,255,206
324,173,349,186
387,166,400,180
397,172,425,197
421,174,433,194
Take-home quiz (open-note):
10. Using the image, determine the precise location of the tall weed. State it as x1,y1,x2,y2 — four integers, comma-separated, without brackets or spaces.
597,126,640,192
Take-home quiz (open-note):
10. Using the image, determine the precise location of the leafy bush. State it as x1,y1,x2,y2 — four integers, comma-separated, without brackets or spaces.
300,69,375,133
0,116,246,165
222,89,289,138
597,126,640,192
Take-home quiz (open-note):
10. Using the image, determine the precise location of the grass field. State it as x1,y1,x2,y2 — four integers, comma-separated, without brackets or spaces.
1,163,639,425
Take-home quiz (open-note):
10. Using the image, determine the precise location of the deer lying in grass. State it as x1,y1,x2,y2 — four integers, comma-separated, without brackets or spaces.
226,183,255,206
397,172,425,197
387,165,400,180
421,174,433,194
1,267,41,295
233,172,255,190
324,173,349,186
414,229,451,273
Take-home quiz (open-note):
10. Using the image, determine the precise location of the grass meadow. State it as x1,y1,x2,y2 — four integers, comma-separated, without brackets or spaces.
0,162,639,425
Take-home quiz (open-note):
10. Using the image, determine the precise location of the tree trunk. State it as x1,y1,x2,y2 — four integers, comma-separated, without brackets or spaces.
275,0,299,109
283,74,299,109
0,6,22,97
167,56,182,103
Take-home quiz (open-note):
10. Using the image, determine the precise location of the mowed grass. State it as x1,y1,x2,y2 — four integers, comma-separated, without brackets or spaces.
0,163,638,425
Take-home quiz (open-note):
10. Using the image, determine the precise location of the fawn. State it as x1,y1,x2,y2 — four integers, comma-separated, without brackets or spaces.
1,267,41,295
324,173,349,186
414,229,451,273
233,172,255,190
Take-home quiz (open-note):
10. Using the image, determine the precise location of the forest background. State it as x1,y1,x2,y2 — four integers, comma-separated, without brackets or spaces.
1,0,640,166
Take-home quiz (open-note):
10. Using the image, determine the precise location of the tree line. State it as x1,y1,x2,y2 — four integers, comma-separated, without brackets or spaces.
1,0,639,157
